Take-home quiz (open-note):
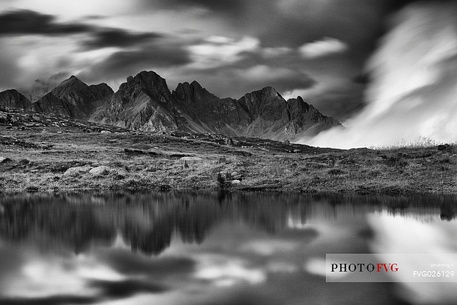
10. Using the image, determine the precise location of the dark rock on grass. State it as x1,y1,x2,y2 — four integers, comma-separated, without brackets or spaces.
438,144,450,151
19,159,30,165
158,184,172,192
124,148,161,156
114,174,125,180
25,186,39,193
0,157,13,163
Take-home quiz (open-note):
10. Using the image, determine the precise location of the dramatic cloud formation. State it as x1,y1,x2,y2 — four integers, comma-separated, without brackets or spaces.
79,43,192,84
299,37,348,59
0,9,93,36
188,36,260,69
309,1,457,148
0,0,442,123
81,29,162,50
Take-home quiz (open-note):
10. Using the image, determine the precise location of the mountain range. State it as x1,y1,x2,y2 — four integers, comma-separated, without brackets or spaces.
0,71,340,141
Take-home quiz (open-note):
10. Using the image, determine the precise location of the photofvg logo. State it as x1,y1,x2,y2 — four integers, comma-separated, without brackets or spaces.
326,254,457,282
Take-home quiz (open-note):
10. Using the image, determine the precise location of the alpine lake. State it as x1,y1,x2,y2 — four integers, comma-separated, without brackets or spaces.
0,192,456,305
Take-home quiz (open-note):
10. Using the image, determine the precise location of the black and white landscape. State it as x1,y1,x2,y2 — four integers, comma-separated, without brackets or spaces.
0,1,457,305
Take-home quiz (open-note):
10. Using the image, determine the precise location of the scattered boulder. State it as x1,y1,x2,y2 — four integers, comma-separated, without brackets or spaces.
224,138,234,145
231,180,241,185
327,169,346,176
25,186,39,193
159,184,172,192
438,144,451,151
19,159,30,165
89,166,111,176
101,130,111,134
63,166,92,176
231,171,243,180
0,157,13,163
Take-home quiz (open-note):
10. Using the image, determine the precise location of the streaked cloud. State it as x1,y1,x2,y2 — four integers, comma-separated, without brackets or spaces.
0,9,93,36
81,29,162,50
299,37,348,59
188,36,260,69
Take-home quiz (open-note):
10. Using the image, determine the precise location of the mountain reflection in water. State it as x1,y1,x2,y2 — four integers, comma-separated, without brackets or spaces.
0,192,456,305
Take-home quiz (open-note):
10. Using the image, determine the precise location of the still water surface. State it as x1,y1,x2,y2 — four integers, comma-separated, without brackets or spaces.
0,192,456,305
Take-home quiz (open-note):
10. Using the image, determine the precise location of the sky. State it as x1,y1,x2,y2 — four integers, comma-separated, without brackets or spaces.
0,0,421,119
308,0,457,147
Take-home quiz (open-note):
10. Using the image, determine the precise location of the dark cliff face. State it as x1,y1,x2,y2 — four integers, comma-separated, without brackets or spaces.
172,81,251,134
33,92,76,117
281,97,341,140
98,71,183,132
234,88,341,141
0,90,33,111
238,87,287,122
33,76,113,120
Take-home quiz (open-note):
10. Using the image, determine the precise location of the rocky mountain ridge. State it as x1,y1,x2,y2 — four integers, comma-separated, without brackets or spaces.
0,70,340,141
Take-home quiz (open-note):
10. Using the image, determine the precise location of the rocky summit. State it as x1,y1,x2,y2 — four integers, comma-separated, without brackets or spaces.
19,72,69,102
0,70,340,141
0,90,33,111
35,76,114,120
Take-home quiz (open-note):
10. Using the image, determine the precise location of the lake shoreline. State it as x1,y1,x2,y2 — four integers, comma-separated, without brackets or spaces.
1,128,456,196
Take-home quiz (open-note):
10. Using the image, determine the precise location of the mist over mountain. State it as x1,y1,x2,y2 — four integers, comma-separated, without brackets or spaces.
18,72,69,102
0,70,340,141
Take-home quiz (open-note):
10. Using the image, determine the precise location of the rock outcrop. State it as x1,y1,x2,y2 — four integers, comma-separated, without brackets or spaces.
96,71,184,132
172,81,250,135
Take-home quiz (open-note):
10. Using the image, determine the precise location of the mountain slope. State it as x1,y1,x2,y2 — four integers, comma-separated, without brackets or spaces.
0,90,33,111
172,81,251,135
96,71,188,132
172,83,340,141
2,70,340,141
34,76,113,120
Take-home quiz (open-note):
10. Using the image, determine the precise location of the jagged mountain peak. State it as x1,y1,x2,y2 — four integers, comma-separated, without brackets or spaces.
261,86,280,95
134,70,167,86
62,75,85,86
243,86,282,100
2,68,341,142
121,71,170,98
190,80,203,89
238,86,286,123
173,80,219,103
90,83,114,94
52,75,88,98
